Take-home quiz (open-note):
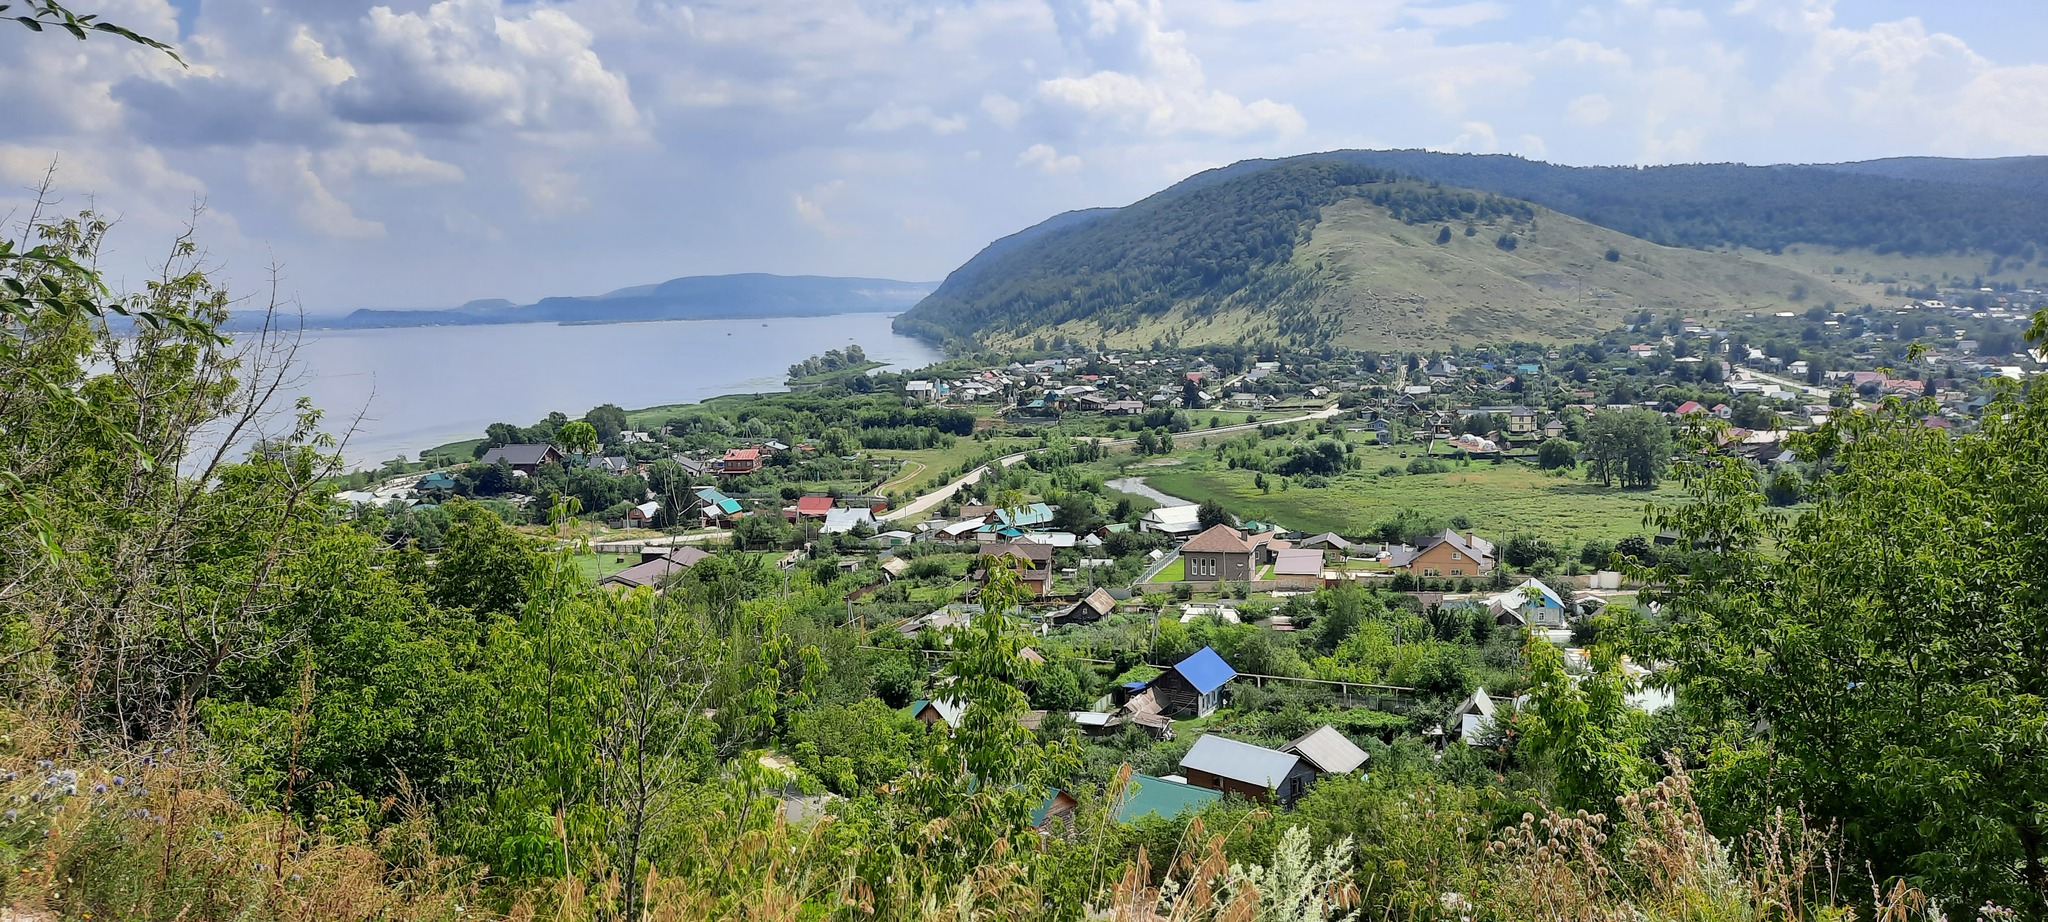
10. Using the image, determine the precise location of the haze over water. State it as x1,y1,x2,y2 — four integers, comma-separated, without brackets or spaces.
277,313,943,468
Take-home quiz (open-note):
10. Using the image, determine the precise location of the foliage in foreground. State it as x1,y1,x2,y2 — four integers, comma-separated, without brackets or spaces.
4,211,2046,919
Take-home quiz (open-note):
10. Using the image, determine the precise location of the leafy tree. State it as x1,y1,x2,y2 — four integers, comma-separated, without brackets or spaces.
557,419,599,455
1653,379,2048,912
1435,225,1452,244
1535,437,1578,470
1515,634,1650,813
1583,408,1672,488
429,500,543,615
1764,468,1803,506
789,699,915,795
1502,533,1554,570
581,404,628,442
4,0,180,58
1197,499,1232,530
869,653,922,707
730,513,789,550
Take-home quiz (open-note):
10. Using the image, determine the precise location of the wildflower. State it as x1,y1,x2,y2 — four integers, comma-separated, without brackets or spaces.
112,776,124,786
35,760,50,770
2,809,14,820
93,784,106,794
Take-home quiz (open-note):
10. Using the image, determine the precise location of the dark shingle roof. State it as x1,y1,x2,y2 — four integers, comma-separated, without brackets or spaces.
479,444,557,466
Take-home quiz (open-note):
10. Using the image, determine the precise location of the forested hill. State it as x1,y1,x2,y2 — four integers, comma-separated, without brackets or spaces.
321,273,936,330
892,160,1539,347
1811,155,2048,197
1315,150,2048,256
893,154,1857,350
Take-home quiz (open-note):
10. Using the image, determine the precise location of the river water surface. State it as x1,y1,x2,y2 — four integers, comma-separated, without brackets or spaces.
270,313,942,467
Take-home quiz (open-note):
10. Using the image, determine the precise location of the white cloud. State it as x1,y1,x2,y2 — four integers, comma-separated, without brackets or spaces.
853,103,968,135
980,93,1022,128
327,0,641,139
1566,93,1613,125
319,147,465,183
516,164,589,217
5,0,2048,313
1035,0,1305,138
1438,121,1500,152
1403,3,1510,30
1017,143,1082,173
253,149,384,238
793,179,849,236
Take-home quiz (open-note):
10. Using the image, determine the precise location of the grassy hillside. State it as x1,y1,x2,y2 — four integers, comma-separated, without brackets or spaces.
1293,195,1846,350
895,152,1918,350
892,159,1534,348
927,181,1850,351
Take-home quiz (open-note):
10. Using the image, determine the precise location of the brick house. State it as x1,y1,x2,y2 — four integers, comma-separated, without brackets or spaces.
1401,530,1498,578
1180,524,1255,582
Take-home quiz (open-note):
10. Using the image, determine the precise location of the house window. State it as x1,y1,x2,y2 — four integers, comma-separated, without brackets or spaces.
1452,552,1462,561
1424,568,1440,577
1451,569,1464,576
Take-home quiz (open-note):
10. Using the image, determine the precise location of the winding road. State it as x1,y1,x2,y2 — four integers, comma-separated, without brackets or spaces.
602,401,1345,549
881,402,1343,523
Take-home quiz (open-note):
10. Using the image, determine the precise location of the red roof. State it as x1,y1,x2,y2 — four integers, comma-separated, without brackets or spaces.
723,448,760,462
1675,401,1704,415
795,495,834,515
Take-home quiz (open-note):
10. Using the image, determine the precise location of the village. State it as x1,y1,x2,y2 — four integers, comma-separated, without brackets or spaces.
309,290,2048,822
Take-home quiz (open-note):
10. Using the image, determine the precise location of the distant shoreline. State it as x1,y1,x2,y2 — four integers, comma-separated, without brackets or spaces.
276,306,909,333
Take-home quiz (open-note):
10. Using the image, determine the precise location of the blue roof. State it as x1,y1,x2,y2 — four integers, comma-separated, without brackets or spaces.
694,486,732,503
1173,646,1237,695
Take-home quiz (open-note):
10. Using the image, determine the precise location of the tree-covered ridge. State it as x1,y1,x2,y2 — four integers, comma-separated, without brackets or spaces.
1324,150,2048,257
893,160,1535,347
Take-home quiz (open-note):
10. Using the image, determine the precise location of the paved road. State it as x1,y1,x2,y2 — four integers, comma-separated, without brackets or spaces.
880,449,1035,522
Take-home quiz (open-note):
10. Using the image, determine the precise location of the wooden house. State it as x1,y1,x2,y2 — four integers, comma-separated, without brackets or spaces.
1179,734,1319,805
1148,646,1237,717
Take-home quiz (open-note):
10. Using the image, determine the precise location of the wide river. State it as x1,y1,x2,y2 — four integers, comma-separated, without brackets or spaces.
270,313,943,468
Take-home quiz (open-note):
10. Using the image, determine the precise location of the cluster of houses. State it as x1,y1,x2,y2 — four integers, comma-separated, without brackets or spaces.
902,354,1328,420
910,644,1372,824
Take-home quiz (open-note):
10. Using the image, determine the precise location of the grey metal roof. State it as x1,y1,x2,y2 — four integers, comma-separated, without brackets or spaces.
1274,548,1323,576
1284,725,1368,774
480,443,556,466
1179,734,1300,788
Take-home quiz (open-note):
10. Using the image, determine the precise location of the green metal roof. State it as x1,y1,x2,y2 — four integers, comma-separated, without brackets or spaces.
1116,773,1220,823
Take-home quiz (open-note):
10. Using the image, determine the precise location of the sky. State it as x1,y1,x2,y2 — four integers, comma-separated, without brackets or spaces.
2,0,2045,312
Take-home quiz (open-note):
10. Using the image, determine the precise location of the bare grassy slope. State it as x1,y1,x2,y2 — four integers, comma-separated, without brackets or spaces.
988,193,1852,351
1302,197,1856,349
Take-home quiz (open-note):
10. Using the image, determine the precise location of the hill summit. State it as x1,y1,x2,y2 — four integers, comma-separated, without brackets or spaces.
895,151,2047,350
